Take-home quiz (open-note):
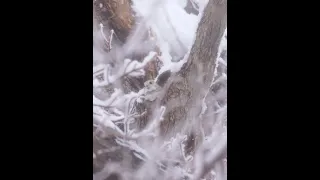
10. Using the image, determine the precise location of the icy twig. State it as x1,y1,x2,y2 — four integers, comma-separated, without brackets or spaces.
93,52,157,87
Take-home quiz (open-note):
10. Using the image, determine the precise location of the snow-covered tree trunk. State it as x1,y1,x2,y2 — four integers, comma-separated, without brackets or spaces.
159,0,227,150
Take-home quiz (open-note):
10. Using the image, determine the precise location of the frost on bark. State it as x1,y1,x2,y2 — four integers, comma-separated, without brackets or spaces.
93,0,227,178
159,0,227,151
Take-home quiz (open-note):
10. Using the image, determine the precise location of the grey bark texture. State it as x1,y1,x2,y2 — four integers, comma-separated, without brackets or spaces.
159,0,227,146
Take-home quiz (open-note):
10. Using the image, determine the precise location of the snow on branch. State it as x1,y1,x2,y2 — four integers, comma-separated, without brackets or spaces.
93,51,157,88
93,88,122,107
130,106,166,139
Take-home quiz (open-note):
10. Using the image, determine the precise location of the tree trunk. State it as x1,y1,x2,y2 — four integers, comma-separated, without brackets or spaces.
93,0,134,43
159,0,227,150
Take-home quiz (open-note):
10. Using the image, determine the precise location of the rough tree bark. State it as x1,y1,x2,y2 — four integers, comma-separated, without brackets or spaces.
93,0,134,43
158,0,227,151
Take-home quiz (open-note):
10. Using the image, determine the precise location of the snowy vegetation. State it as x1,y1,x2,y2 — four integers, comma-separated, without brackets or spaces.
93,0,227,179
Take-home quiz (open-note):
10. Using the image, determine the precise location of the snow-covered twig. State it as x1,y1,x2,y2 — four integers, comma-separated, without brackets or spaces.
193,130,227,180
109,29,114,50
99,23,114,51
130,106,166,139
93,88,121,107
93,51,157,87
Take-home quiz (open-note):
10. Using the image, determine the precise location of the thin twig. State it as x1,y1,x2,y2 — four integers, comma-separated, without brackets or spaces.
109,29,114,50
